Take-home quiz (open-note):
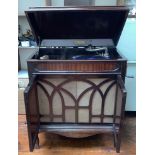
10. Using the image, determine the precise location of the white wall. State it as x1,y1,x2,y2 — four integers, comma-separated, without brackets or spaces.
117,18,136,61
51,0,64,6
18,0,46,15
64,0,90,6
94,0,117,6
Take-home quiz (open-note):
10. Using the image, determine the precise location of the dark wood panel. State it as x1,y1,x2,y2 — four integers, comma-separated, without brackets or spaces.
27,58,127,81
24,75,40,151
32,61,119,72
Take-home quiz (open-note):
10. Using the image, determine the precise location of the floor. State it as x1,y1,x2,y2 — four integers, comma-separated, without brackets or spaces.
18,114,136,155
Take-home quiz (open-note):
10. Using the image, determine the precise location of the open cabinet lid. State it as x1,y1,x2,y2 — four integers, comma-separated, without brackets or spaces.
25,6,130,46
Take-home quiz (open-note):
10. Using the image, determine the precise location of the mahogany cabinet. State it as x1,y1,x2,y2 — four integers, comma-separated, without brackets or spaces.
24,6,130,153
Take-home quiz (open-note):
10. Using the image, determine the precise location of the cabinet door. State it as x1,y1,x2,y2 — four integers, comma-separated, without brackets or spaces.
116,75,127,123
125,63,136,111
24,75,40,152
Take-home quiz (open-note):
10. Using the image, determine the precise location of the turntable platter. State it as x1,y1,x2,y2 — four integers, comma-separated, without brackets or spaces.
71,55,110,60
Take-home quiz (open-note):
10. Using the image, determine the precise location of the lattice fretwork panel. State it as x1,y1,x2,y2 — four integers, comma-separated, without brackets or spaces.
37,77,121,124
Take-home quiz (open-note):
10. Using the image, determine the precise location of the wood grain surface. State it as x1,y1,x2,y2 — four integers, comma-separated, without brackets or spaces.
18,114,135,155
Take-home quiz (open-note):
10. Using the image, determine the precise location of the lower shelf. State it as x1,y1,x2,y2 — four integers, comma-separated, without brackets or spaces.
39,123,119,138
40,123,119,132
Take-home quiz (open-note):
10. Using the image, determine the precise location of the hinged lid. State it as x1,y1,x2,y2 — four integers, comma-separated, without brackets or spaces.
25,6,130,47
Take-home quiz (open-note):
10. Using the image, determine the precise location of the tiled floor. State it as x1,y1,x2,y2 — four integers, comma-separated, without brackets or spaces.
18,115,136,155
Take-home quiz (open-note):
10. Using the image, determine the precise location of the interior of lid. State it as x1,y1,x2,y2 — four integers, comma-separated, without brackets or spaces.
40,39,114,47
25,7,129,46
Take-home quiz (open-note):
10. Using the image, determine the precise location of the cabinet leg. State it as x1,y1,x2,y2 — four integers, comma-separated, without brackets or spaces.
116,133,121,153
35,135,40,149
